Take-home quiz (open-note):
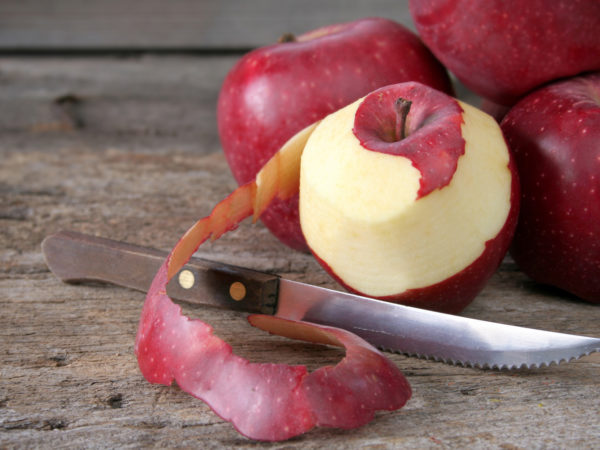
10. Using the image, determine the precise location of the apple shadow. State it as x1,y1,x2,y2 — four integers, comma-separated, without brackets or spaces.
521,279,596,306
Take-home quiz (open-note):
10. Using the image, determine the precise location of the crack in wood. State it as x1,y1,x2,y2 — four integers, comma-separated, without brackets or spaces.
2,417,68,431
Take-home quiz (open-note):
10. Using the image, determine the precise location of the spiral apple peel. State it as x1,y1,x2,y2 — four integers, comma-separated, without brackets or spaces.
135,120,411,442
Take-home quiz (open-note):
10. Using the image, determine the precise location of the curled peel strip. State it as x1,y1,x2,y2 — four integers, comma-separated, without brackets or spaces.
134,122,411,441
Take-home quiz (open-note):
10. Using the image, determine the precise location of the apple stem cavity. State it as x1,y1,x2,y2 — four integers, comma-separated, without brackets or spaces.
395,98,412,140
278,33,297,43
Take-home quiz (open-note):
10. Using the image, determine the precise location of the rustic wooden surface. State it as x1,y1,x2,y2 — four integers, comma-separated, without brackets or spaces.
0,0,416,51
1,3,599,448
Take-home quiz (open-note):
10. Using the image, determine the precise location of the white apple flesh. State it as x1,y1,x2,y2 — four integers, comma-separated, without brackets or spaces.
299,83,519,313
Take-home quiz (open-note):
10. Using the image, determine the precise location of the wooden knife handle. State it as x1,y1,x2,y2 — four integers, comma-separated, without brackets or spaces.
41,230,280,315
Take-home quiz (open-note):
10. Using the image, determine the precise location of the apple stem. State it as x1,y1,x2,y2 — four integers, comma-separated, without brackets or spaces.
395,98,412,140
278,33,297,43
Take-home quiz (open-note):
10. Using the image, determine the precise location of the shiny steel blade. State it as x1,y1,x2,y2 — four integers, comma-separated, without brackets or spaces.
276,279,600,369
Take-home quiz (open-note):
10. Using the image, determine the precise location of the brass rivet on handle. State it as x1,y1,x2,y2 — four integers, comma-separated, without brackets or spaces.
229,281,246,301
178,269,195,289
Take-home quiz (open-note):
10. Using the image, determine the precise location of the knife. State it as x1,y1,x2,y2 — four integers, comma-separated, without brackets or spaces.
41,230,600,370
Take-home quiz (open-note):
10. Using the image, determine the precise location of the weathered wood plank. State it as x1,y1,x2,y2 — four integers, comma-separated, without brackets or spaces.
0,56,480,156
0,0,413,51
2,145,599,448
1,56,599,448
0,56,236,155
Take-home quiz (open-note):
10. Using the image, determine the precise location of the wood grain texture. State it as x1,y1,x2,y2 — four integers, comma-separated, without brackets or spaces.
0,0,414,51
1,54,599,448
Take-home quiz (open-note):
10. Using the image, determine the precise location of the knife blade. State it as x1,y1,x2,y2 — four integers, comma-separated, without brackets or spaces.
41,230,600,369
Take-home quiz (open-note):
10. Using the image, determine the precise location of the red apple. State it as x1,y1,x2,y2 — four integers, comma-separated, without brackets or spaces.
409,0,600,106
218,17,453,252
300,82,519,313
501,72,600,303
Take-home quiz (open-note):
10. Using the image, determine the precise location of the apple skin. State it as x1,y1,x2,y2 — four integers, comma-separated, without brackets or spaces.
300,82,520,314
218,17,453,252
409,0,600,106
501,72,600,303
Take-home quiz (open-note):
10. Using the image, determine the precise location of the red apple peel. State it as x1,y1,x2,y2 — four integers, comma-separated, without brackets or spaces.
353,83,465,197
135,123,411,441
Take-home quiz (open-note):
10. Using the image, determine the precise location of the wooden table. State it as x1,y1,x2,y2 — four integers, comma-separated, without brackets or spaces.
1,2,598,447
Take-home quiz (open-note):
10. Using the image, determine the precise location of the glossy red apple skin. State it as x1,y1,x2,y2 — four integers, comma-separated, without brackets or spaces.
409,0,600,106
309,83,520,314
501,73,600,303
218,17,453,252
